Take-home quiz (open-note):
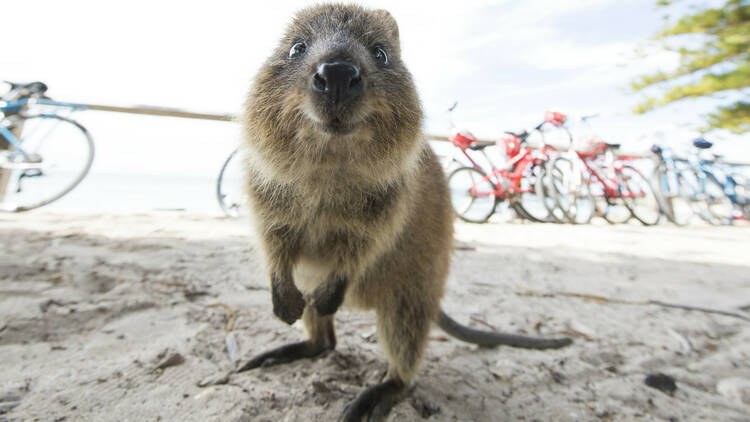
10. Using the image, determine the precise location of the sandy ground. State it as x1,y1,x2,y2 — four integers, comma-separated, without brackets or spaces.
1,212,749,422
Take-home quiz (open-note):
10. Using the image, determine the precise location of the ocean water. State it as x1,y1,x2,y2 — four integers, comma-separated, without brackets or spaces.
44,171,228,215
39,142,453,216
23,142,748,217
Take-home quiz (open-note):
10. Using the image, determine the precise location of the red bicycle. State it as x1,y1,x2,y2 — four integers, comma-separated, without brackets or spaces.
447,120,561,224
547,140,661,225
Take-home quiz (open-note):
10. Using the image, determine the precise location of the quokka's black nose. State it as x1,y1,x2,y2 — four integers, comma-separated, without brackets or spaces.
312,61,362,105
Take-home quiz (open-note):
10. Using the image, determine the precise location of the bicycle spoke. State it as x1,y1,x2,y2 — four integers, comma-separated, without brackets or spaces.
1,114,94,212
448,167,496,223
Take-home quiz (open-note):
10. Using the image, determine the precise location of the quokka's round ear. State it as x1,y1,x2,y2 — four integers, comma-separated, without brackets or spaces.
372,9,400,44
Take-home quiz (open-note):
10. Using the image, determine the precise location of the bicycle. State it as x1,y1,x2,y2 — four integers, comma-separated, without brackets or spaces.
216,147,246,218
0,81,94,212
447,117,563,224
723,164,750,221
533,111,596,224
538,112,660,225
726,166,750,221
553,140,660,225
650,144,702,225
682,138,747,225
541,153,595,224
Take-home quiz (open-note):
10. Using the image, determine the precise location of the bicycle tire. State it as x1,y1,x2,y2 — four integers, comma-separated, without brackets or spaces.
652,164,676,223
510,201,534,221
448,166,497,223
516,162,552,223
536,160,567,223
587,175,630,224
0,114,94,212
668,172,695,226
618,165,661,226
548,157,594,224
703,174,734,225
673,167,714,225
216,148,245,218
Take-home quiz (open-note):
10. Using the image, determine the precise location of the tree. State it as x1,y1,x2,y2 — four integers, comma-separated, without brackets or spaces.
631,0,749,133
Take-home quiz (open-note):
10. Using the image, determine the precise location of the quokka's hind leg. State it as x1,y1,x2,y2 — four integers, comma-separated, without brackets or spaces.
236,306,335,372
340,299,432,422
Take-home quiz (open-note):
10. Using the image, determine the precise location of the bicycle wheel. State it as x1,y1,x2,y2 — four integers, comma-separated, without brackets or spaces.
736,176,750,220
618,165,661,226
670,173,696,226
676,168,714,224
216,148,247,218
653,166,693,226
536,160,567,223
0,114,94,212
551,157,595,224
516,162,551,222
588,175,631,224
703,175,734,225
448,166,496,223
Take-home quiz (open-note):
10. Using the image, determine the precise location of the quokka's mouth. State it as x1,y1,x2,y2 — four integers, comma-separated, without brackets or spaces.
322,117,355,134
305,97,368,136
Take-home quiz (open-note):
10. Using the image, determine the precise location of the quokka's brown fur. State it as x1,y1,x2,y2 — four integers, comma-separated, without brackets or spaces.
237,4,570,420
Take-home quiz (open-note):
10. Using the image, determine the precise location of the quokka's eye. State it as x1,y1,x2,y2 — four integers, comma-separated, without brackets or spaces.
373,46,389,66
289,40,307,59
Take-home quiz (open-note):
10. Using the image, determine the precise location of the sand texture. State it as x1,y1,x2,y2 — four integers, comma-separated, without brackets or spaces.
1,212,749,421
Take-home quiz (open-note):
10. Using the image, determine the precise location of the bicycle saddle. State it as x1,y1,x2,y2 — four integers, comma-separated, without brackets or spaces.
692,137,713,149
605,142,621,150
4,81,48,94
468,143,491,151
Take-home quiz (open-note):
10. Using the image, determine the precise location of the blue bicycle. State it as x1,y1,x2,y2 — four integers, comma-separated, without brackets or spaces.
0,81,94,212
652,138,747,225
651,144,703,225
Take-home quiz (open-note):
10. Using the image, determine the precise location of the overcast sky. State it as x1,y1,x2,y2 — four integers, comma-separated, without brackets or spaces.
2,0,747,179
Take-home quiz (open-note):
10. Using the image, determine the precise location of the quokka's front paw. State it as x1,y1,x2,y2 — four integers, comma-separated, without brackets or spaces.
271,274,306,324
309,275,348,316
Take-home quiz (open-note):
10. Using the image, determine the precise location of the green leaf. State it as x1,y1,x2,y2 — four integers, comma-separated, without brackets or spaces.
632,0,750,133
705,101,750,133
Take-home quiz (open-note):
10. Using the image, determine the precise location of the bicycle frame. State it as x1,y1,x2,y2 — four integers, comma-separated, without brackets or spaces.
576,143,643,200
469,146,551,199
652,146,730,203
0,125,22,149
655,147,684,198
448,122,559,200
449,132,488,172
1,97,88,114
1,98,88,157
689,154,746,207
